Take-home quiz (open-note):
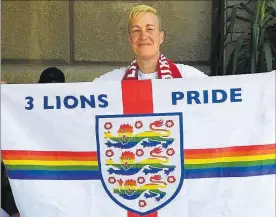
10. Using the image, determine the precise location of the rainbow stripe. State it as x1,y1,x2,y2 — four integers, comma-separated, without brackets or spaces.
2,144,275,180
2,151,100,180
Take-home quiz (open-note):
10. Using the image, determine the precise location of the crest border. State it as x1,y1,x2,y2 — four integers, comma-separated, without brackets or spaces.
95,112,184,216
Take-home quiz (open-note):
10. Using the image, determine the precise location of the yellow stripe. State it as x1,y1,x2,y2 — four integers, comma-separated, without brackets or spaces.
120,186,137,190
134,133,163,137
4,160,97,166
139,184,167,190
138,159,168,164
119,185,162,191
108,132,162,139
109,133,133,139
185,154,276,165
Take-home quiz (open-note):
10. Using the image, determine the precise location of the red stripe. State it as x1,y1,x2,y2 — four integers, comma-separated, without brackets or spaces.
121,80,156,217
1,150,97,161
185,144,276,155
128,212,158,217
121,80,153,114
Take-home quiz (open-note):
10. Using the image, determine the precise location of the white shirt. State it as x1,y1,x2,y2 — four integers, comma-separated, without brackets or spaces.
138,70,157,80
94,64,207,81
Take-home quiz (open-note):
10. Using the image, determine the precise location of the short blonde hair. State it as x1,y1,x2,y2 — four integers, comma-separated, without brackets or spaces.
128,5,162,31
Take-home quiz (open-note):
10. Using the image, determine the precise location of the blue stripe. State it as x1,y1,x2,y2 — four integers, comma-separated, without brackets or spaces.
7,164,276,180
7,170,100,180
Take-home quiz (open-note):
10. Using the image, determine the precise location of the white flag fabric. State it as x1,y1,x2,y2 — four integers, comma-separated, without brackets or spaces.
1,71,275,217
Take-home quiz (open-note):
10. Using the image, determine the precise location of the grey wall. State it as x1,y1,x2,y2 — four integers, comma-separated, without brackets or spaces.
2,1,212,63
1,1,212,83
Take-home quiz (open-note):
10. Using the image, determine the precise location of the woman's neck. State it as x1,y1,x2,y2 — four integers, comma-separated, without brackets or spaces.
136,54,160,74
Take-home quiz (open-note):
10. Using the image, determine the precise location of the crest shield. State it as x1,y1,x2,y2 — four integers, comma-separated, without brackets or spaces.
96,113,184,215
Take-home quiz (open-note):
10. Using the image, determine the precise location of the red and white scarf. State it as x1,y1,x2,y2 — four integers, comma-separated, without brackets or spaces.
122,54,182,80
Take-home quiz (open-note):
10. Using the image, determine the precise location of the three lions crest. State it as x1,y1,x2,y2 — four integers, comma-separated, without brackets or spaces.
96,113,184,215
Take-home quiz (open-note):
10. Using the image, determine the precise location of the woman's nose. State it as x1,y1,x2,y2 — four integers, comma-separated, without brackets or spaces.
140,30,148,40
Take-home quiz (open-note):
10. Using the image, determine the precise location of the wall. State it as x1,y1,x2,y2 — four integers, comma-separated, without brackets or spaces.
2,1,212,63
1,1,212,83
2,1,70,62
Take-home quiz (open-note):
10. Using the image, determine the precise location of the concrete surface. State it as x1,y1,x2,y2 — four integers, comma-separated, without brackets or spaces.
1,1,70,62
2,1,212,63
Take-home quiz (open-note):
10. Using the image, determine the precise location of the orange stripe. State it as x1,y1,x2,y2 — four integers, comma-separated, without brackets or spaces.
185,144,275,158
2,155,97,161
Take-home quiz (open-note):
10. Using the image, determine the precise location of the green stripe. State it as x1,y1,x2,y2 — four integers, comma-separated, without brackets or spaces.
185,159,276,169
5,165,98,171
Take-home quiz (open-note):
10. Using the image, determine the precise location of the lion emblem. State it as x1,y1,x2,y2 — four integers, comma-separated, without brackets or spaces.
96,113,184,215
104,120,174,149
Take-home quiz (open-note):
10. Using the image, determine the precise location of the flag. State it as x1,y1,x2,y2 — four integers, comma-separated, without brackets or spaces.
1,71,275,217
